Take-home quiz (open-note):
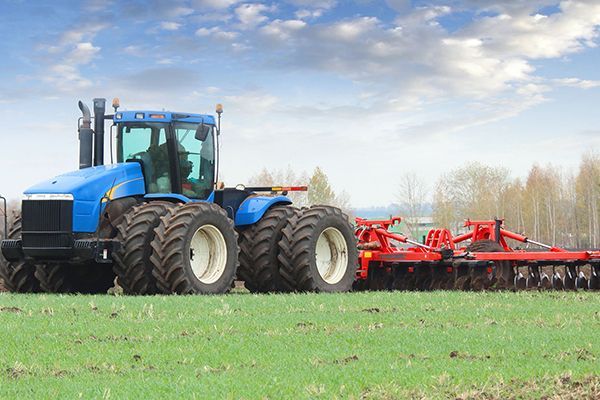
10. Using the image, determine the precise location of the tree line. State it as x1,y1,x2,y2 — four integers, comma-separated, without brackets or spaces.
429,153,600,248
248,166,351,213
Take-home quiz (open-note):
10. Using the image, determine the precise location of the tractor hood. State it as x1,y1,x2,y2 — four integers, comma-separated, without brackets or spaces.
24,163,146,233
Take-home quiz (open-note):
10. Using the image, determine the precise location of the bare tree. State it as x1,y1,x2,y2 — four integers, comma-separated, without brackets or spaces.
432,163,509,231
248,166,310,207
249,166,352,216
397,172,427,237
430,155,598,248
576,152,600,247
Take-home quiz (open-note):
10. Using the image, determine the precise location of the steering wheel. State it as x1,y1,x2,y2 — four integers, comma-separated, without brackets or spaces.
128,151,147,160
126,151,155,184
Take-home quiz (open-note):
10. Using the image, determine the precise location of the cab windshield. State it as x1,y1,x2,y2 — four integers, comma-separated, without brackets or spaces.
116,122,215,199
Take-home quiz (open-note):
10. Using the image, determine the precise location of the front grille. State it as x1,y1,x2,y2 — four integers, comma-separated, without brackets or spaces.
21,200,73,249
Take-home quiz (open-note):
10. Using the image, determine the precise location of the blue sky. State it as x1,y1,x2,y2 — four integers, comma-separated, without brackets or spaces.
0,0,599,206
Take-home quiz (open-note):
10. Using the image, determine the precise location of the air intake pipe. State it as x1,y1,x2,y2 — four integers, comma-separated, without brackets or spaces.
78,101,93,169
93,98,106,166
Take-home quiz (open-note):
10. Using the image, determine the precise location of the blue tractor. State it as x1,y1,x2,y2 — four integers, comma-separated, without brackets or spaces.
0,98,357,295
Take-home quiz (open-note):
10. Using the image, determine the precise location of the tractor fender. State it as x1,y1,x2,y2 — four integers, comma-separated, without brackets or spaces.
234,196,292,227
144,193,193,204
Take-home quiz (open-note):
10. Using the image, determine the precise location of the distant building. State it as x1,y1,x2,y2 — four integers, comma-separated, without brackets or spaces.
393,217,435,243
354,211,436,244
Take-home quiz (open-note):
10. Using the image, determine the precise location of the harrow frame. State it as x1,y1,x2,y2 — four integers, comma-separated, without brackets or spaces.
355,217,600,290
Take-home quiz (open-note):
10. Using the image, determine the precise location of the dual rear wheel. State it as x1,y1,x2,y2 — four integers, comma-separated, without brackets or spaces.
279,206,358,293
239,205,358,294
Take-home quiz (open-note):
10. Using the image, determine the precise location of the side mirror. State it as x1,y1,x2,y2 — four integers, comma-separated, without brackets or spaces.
195,123,211,141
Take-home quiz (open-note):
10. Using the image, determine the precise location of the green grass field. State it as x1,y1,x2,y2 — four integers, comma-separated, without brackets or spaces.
0,291,598,399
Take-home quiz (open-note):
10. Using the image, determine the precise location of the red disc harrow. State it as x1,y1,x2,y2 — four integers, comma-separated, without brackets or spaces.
354,217,600,291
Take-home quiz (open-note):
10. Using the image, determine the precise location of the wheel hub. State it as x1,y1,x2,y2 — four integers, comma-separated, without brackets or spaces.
315,227,348,285
189,224,228,284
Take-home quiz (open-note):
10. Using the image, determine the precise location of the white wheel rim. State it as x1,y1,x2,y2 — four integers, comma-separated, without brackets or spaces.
189,224,228,284
315,227,348,285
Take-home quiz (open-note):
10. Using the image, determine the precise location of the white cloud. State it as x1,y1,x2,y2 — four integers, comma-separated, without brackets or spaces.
323,16,379,41
234,3,273,29
224,91,279,114
286,0,336,9
123,45,144,56
554,77,600,89
246,1,600,111
290,0,335,19
261,19,306,40
84,0,115,12
160,21,182,31
384,0,411,12
58,23,107,47
40,41,101,93
196,26,239,40
295,9,323,19
44,64,94,91
193,0,240,9
67,42,100,64
458,2,600,60
169,6,194,18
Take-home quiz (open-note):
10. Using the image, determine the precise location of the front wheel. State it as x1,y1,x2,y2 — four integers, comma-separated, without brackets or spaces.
0,214,41,293
35,263,115,294
151,203,239,295
113,201,176,295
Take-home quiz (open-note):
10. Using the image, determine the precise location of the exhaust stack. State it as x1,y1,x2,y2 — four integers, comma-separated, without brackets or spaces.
78,101,93,169
93,98,106,166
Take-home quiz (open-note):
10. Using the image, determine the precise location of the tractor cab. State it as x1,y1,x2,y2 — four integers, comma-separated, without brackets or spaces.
114,111,216,199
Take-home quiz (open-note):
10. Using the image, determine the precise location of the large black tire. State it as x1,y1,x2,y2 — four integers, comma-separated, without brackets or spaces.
0,215,41,293
113,201,175,295
278,206,358,292
467,240,513,290
150,203,239,295
238,206,298,293
35,263,115,294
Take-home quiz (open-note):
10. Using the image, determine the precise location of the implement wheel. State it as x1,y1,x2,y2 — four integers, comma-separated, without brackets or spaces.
0,215,41,293
279,206,358,293
238,206,298,293
113,201,175,295
151,203,239,295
